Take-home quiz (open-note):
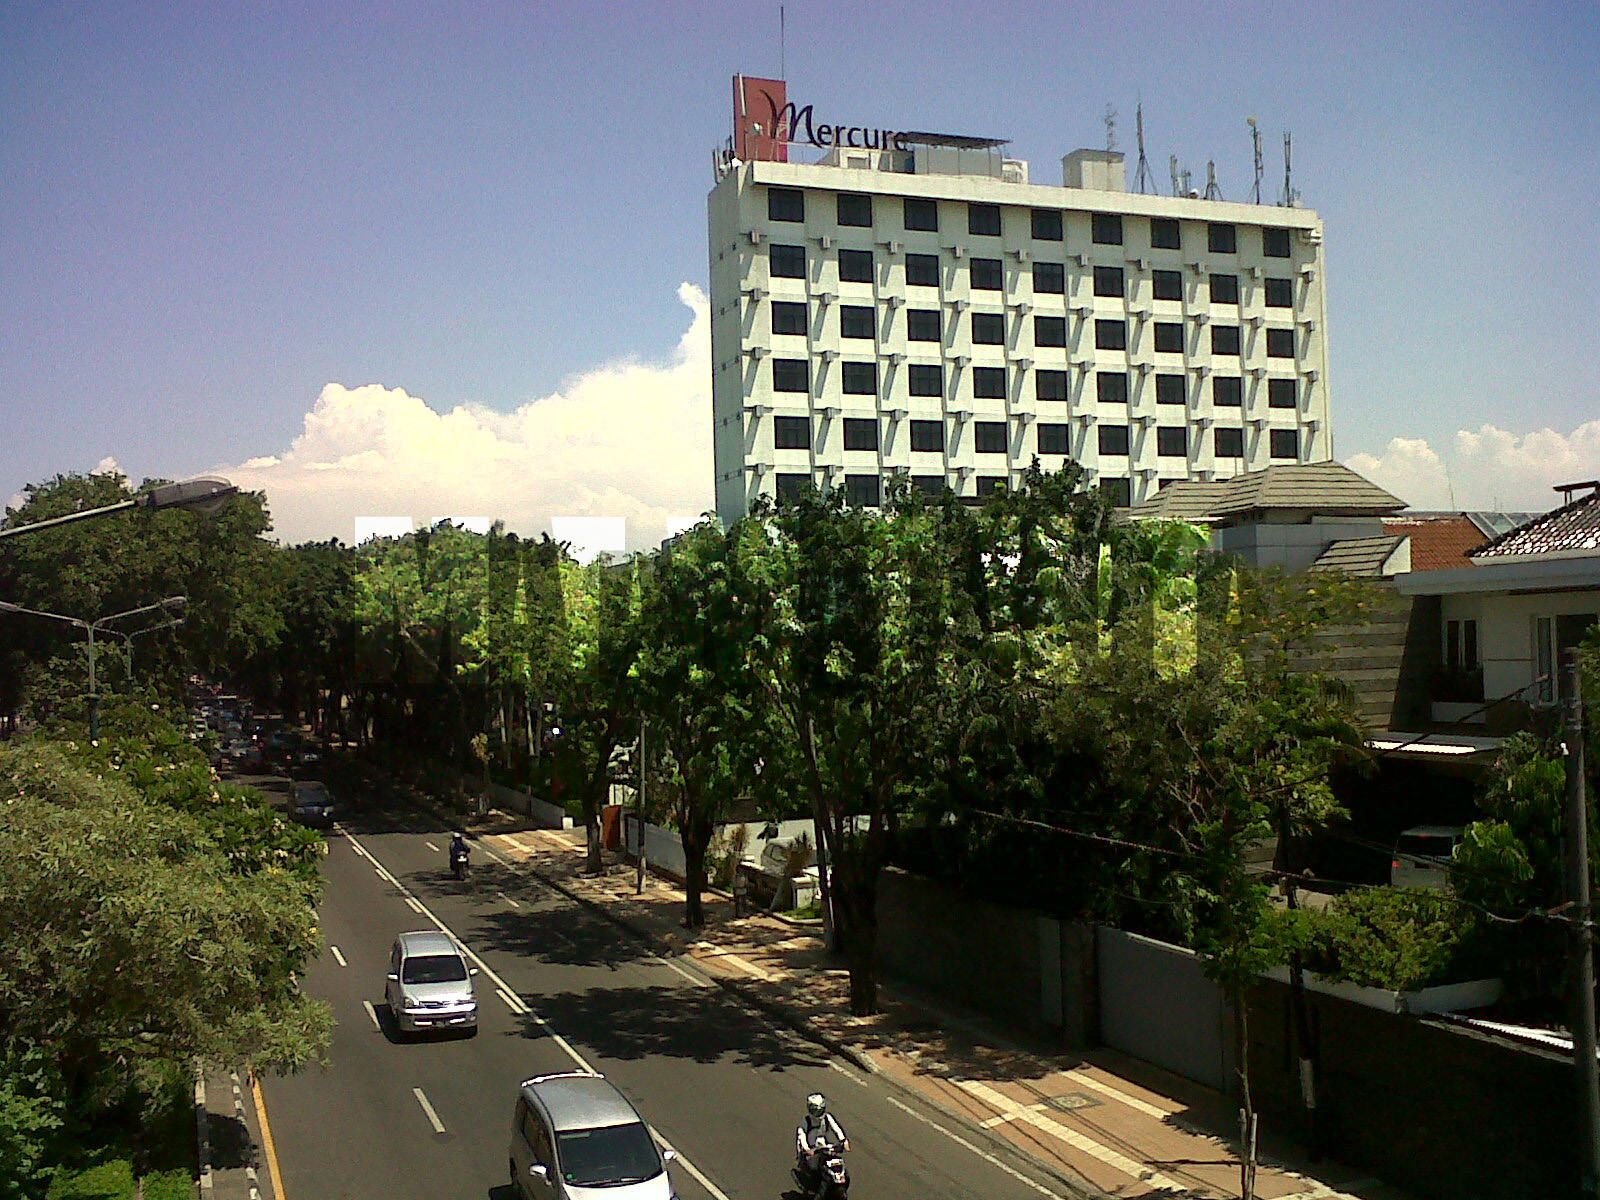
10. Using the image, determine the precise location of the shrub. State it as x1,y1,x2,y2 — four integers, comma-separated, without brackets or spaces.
1302,887,1485,992
46,1160,134,1200
137,1170,192,1200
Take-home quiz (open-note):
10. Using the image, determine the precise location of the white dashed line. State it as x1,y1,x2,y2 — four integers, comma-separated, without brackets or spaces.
360,1000,380,1031
499,891,521,908
424,841,440,853
411,1087,446,1134
828,1061,868,1087
883,1096,1057,1197
329,945,347,968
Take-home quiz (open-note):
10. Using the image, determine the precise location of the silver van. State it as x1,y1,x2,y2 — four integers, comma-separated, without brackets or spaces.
509,1071,676,1199
385,930,478,1036
1390,825,1465,890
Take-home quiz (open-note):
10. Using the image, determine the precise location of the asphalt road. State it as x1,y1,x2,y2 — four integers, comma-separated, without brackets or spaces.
260,794,1068,1200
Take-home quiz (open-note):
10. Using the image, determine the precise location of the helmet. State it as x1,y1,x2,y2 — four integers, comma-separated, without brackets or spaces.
805,1093,827,1118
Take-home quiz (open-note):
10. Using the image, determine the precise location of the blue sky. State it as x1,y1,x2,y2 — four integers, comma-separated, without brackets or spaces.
4,1,1597,544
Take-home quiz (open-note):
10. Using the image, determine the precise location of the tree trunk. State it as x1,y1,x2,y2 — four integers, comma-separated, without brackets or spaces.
839,876,878,1015
681,807,715,929
583,799,603,874
1235,991,1257,1200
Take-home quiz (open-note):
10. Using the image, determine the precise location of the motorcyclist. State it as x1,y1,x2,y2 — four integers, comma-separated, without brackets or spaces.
448,831,470,878
794,1092,848,1194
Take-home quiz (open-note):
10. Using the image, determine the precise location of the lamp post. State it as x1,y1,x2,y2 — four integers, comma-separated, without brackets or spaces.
0,596,187,739
0,477,238,542
112,615,187,682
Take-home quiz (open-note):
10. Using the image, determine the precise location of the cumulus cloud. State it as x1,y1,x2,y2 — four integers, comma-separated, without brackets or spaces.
1348,420,1600,512
219,284,713,551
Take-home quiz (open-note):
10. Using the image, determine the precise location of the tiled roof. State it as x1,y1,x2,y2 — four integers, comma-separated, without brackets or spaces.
1382,516,1487,571
1126,480,1231,523
1129,462,1405,524
1471,489,1600,560
1310,535,1407,578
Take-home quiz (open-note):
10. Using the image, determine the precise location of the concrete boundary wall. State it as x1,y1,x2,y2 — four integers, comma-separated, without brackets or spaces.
483,782,573,829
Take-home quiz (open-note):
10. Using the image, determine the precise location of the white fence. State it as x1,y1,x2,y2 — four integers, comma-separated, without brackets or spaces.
482,782,574,830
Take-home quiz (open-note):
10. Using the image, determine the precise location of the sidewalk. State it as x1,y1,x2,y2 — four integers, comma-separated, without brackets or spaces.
486,822,1415,1200
196,1068,277,1200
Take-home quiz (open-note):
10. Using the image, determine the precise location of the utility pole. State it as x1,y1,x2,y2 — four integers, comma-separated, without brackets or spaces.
1564,646,1600,1198
634,718,648,896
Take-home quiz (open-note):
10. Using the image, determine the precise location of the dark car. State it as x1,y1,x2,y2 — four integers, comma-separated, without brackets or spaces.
291,780,335,826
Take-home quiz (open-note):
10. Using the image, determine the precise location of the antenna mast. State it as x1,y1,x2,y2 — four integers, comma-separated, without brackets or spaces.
1204,160,1222,200
1280,131,1298,207
1134,103,1155,194
779,5,786,79
1103,104,1118,151
1169,154,1181,198
1248,117,1263,204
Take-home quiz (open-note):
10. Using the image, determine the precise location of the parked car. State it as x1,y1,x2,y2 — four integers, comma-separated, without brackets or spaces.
509,1071,676,1199
291,780,335,825
1390,825,1466,890
386,931,478,1036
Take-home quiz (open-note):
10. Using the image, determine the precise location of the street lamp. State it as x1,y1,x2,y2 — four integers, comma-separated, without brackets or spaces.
0,596,187,739
0,477,238,542
111,614,187,682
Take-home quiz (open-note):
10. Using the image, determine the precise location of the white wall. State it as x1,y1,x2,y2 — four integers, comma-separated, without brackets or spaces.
1442,588,1600,703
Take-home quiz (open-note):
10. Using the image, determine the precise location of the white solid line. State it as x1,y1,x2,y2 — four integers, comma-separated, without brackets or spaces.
411,1087,446,1134
497,987,522,1013
707,949,773,982
883,1096,1056,1198
827,1061,868,1087
329,945,347,968
651,1132,732,1200
405,897,423,914
424,840,441,853
361,1000,380,1032
649,954,712,989
499,891,521,908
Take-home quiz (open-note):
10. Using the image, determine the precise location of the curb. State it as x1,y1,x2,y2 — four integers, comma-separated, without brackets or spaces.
194,1070,212,1198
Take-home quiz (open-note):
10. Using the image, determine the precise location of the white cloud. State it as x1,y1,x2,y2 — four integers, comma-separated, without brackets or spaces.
219,284,714,551
551,516,627,565
90,456,121,477
1348,420,1600,512
353,516,415,543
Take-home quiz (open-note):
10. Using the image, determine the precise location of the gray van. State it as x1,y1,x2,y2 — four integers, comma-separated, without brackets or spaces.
509,1071,676,1199
1390,825,1465,890
385,931,478,1035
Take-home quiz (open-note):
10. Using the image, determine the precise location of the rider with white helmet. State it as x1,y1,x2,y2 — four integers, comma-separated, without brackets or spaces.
794,1092,848,1192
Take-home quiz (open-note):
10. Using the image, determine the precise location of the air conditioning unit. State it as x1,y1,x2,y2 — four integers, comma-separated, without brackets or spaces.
747,229,763,245
818,234,834,249
949,245,966,258
1074,253,1091,268
1298,227,1322,245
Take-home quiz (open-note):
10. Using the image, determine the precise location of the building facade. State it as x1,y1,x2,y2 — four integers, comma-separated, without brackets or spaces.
709,79,1332,525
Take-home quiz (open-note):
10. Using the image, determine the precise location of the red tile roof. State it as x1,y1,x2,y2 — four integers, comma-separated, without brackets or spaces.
1382,516,1488,571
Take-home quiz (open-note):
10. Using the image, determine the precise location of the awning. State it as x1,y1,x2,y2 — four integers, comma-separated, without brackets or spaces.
1367,732,1504,758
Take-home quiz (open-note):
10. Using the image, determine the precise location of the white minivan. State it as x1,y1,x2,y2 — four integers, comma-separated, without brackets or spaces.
385,930,478,1036
1390,825,1465,890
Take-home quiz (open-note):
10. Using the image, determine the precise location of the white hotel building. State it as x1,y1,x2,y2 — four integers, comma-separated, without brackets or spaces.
709,81,1331,523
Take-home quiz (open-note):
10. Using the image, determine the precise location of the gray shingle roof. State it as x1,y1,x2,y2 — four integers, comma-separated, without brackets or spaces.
1470,489,1600,560
1129,462,1405,524
1310,535,1406,577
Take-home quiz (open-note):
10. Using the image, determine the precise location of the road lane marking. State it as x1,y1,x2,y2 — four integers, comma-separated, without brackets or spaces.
361,1000,381,1031
329,945,347,967
412,1086,447,1134
883,1095,1056,1197
424,840,441,853
828,1061,868,1087
499,891,521,908
651,1132,732,1200
405,897,424,914
497,987,524,1013
252,1072,288,1200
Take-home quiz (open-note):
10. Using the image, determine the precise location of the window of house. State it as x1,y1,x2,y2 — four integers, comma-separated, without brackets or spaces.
773,414,811,448
977,476,1009,497
904,197,938,232
843,417,879,450
1208,222,1237,254
1031,209,1063,240
1036,369,1068,401
1445,619,1481,674
841,361,878,395
1093,266,1125,298
1034,315,1067,346
971,312,1005,344
776,473,810,503
1033,261,1065,294
1095,319,1127,350
1097,371,1129,404
1154,322,1184,354
1214,426,1244,457
972,366,1006,399
910,419,944,452
907,308,941,341
1157,426,1188,457
968,203,1001,236
1150,217,1181,250
838,249,874,284
913,474,946,496
1209,273,1240,305
1267,328,1296,358
840,305,875,339
1269,428,1299,459
772,359,810,393
771,301,808,336
1269,378,1298,408
970,257,1003,290
1265,277,1294,308
1213,376,1243,406
1092,213,1123,245
909,363,943,396
768,187,804,222
1211,325,1242,356
837,193,872,227
1037,423,1070,455
845,474,882,507
770,243,806,278
974,421,1008,453
1099,477,1132,507
1156,373,1186,405
1152,269,1183,301
905,253,940,287
1263,227,1292,258
1098,424,1130,456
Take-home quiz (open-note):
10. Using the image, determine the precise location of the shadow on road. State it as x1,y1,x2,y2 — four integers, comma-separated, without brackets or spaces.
467,900,656,972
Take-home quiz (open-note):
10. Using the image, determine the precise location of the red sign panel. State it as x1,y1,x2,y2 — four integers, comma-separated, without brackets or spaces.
733,75,789,163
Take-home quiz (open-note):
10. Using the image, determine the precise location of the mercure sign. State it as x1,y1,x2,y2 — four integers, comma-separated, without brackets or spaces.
732,75,911,163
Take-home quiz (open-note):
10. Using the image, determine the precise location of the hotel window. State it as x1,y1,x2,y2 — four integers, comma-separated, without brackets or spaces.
1033,261,1065,294
1265,277,1294,308
1209,273,1240,305
1213,376,1243,406
1268,378,1298,408
909,363,944,396
838,249,874,284
1156,373,1186,405
1099,477,1132,507
1267,328,1296,358
907,309,941,341
905,253,940,287
1263,227,1292,258
904,197,938,232
770,244,806,278
837,192,872,227
773,415,811,448
776,473,810,503
972,367,1006,399
1034,315,1067,346
1098,424,1130,456
1031,209,1063,240
1150,217,1181,250
1152,269,1183,301
1157,426,1188,457
840,305,876,339
913,475,946,496
1154,322,1184,354
910,419,944,452
1093,266,1125,298
1095,319,1127,351
975,422,1008,453
772,359,810,393
1097,371,1129,404
842,361,878,395
977,476,1009,497
1211,325,1242,356
843,417,879,449
1036,369,1069,401
845,474,882,507
768,187,804,222
968,203,1001,236
1269,428,1299,459
972,311,1005,344
1092,213,1123,245
1214,427,1244,457
1208,222,1237,254
971,257,1003,290
1037,423,1070,455
771,301,808,336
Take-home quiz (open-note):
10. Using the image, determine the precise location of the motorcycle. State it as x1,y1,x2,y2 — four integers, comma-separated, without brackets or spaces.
792,1132,849,1199
449,846,470,881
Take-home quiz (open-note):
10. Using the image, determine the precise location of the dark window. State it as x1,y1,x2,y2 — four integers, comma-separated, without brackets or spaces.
905,253,940,287
1211,325,1241,356
971,312,1005,344
843,417,879,449
1214,427,1244,457
771,301,807,336
1093,266,1125,298
968,203,1001,236
837,193,872,227
1099,477,1132,507
838,249,874,284
1270,428,1299,459
840,305,875,339
1213,376,1243,406
1208,223,1237,254
910,419,944,452
1263,227,1292,258
1033,261,1065,293
912,474,946,496
1037,423,1070,455
1157,426,1187,457
770,244,806,278
1095,319,1127,350
1097,371,1129,404
768,187,804,222
975,422,1008,453
1092,213,1123,245
1036,370,1069,401
1034,316,1067,346
1268,377,1298,408
776,473,809,502
1150,217,1181,250
1031,209,1063,240
841,361,878,395
772,359,810,393
972,366,1006,399
1098,425,1130,456
907,309,941,341
1209,273,1240,304
909,363,944,396
1154,322,1184,354
904,197,938,232
1267,328,1296,358
970,257,1003,290
1265,277,1294,308
773,415,810,448
1156,373,1186,405
977,476,1008,496
1152,269,1183,301
1446,619,1481,673
845,474,882,507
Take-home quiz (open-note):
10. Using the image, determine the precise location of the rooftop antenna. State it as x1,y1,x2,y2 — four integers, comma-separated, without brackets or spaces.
1169,154,1181,198
779,5,786,79
1103,104,1118,151
1248,116,1263,204
1280,131,1299,207
1204,159,1222,200
1134,102,1155,194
